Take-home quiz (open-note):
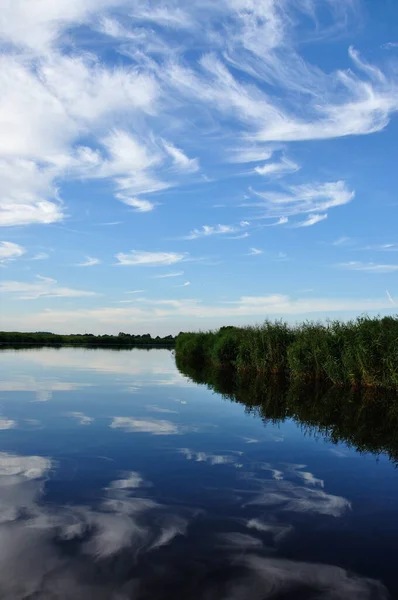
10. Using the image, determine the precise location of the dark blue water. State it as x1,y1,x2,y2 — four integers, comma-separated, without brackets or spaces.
0,347,397,599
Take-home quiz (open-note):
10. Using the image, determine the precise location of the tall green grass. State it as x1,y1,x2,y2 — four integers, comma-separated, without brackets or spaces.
175,316,398,390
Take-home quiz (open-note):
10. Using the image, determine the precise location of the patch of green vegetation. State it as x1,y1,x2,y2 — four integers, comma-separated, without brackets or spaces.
175,316,398,390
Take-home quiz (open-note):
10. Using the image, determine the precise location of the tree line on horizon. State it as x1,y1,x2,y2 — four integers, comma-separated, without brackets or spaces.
0,331,176,347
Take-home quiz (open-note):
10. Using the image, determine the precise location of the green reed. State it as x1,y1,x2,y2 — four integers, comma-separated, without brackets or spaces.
175,315,398,390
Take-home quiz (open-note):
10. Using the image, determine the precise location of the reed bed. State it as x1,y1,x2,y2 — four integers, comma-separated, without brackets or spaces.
175,316,398,390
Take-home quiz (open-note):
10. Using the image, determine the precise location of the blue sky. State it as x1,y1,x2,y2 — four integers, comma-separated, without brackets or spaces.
0,0,398,335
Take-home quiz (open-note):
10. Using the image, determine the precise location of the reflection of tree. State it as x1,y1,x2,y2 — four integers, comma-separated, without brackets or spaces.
176,357,398,464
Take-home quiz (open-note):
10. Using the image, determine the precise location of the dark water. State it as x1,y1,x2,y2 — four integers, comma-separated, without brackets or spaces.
0,347,397,599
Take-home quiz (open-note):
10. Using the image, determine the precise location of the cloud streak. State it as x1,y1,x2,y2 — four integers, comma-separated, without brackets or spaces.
115,250,186,267
0,241,25,263
0,275,98,300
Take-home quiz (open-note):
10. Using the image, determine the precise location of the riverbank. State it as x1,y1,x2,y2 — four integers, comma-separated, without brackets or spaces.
175,316,398,390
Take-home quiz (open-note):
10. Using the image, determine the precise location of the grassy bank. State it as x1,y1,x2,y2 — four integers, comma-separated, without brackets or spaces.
175,316,398,390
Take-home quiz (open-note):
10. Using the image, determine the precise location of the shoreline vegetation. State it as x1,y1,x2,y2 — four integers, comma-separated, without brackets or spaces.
0,331,176,347
175,316,398,391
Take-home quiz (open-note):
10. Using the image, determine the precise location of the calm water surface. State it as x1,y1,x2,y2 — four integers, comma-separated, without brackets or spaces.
0,347,397,599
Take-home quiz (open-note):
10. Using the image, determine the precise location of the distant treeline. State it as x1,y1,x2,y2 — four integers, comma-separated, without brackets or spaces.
175,316,398,390
0,331,176,347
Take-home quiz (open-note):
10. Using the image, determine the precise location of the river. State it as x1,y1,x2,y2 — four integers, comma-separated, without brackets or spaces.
0,347,396,599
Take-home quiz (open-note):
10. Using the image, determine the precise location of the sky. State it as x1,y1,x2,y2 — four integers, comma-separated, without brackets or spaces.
0,0,398,335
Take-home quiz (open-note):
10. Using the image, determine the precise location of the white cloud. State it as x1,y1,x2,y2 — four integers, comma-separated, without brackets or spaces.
0,0,397,231
364,243,398,252
110,417,180,435
184,224,239,240
333,236,352,246
339,261,398,273
295,213,328,227
115,250,186,267
0,241,25,263
76,256,101,267
31,252,49,260
247,247,263,256
175,281,191,288
153,271,184,279
119,197,156,212
381,42,398,50
228,146,275,163
0,0,129,53
250,181,353,224
162,140,199,172
0,275,97,299
254,156,299,178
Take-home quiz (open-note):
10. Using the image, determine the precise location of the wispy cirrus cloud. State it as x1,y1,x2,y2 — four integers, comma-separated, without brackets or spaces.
332,236,352,247
153,271,184,279
0,241,25,263
339,261,398,273
184,221,250,240
247,248,263,256
76,256,101,267
249,181,353,226
31,252,49,260
254,156,300,178
382,42,398,50
295,213,328,228
175,281,190,288
0,275,98,299
363,243,398,252
115,250,186,267
1,0,397,231
162,140,199,173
